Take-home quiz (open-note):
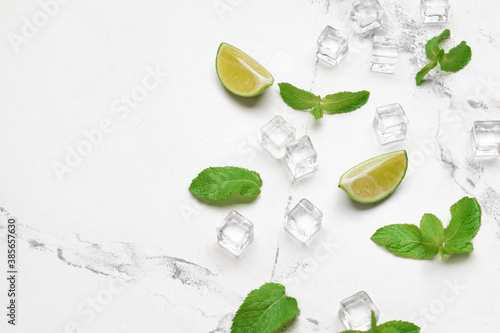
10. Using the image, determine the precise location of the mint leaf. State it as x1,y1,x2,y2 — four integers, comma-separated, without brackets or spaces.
378,320,421,333
370,224,437,259
311,102,323,119
439,243,473,260
320,91,370,114
380,328,399,333
419,213,444,257
189,166,262,201
278,82,370,119
231,283,300,333
425,29,450,60
416,50,443,85
439,41,472,72
441,197,481,258
371,310,377,330
278,82,319,110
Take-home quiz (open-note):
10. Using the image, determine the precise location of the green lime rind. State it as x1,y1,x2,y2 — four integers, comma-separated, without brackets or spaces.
338,150,408,204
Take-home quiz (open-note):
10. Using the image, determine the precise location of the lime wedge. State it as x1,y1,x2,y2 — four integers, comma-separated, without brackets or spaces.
216,43,274,97
339,150,408,204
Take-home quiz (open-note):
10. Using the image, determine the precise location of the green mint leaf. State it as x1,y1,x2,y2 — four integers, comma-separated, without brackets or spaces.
370,224,437,260
419,213,444,257
231,283,300,333
441,197,481,257
311,102,323,119
425,29,450,60
378,320,421,333
320,91,370,114
416,50,444,85
339,331,365,333
189,166,262,201
278,82,319,110
371,311,378,330
439,243,474,260
380,328,399,333
439,41,472,72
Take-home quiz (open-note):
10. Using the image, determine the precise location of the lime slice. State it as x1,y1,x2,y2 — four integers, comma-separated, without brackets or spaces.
216,43,274,97
339,150,408,204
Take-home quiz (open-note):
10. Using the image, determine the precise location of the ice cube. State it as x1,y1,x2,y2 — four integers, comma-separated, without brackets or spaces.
261,116,296,159
216,211,254,256
373,103,409,144
285,199,322,243
350,0,385,34
284,135,319,179
371,36,398,73
317,26,349,66
421,0,450,23
471,121,500,156
339,291,380,330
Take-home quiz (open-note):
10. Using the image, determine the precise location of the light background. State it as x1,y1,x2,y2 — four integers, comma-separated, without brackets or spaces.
0,0,500,332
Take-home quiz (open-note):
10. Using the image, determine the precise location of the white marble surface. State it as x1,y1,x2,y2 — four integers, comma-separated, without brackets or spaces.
0,0,500,332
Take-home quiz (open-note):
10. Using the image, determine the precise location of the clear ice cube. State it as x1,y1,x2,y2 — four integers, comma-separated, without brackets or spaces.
373,103,409,144
471,121,500,156
317,26,349,66
339,291,380,331
350,0,385,34
216,211,254,256
285,199,322,243
371,36,398,73
260,116,296,159
420,0,450,23
284,135,319,179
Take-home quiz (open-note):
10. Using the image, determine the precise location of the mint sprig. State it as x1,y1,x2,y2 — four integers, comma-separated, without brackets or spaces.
231,283,300,333
371,197,481,260
278,82,370,119
340,311,420,333
416,29,472,85
189,166,262,201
